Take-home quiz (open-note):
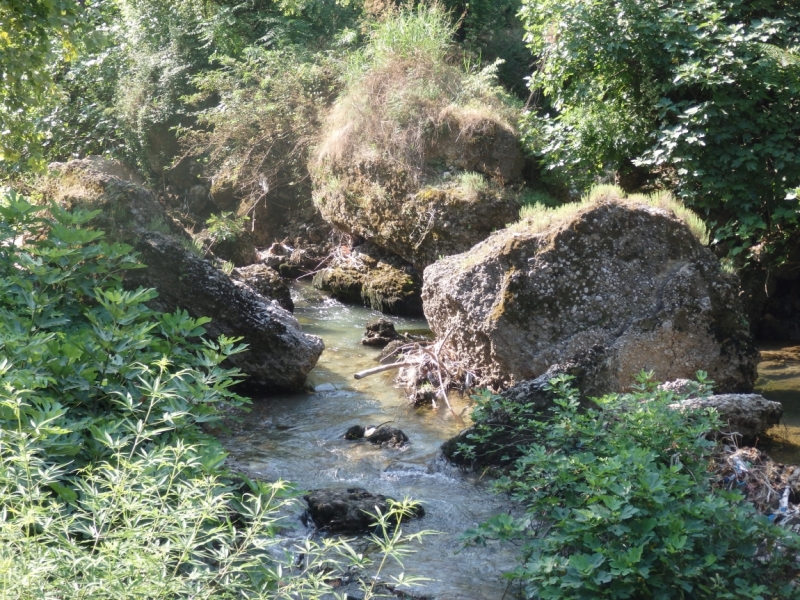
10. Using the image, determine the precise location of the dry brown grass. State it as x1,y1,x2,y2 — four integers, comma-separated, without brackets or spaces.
313,5,518,183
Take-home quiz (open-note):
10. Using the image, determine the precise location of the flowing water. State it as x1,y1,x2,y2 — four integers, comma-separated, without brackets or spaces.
757,344,800,463
219,283,518,600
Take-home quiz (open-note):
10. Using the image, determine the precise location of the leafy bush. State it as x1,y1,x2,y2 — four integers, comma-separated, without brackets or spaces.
463,375,800,599
520,0,800,261
0,189,246,483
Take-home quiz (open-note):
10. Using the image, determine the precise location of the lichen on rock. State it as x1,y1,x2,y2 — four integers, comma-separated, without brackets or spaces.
423,194,759,393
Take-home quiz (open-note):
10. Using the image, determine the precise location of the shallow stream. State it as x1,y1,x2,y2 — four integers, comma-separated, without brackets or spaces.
758,344,800,463
219,284,518,600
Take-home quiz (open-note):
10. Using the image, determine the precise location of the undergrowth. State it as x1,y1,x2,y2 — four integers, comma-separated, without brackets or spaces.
462,374,800,599
0,189,429,597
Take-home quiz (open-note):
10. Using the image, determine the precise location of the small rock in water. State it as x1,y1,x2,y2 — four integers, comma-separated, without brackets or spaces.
366,426,409,448
361,318,400,347
344,424,409,448
314,382,337,392
303,487,424,532
344,425,365,440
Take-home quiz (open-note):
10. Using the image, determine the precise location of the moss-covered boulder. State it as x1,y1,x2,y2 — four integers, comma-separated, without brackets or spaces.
312,243,423,316
310,14,523,270
423,192,758,392
313,169,520,270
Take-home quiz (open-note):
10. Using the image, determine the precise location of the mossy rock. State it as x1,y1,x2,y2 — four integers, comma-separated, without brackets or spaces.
312,266,364,304
313,163,520,270
312,243,423,316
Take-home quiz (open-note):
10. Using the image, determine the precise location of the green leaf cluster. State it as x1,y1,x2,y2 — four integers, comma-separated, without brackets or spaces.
0,188,249,477
463,374,800,599
520,0,800,261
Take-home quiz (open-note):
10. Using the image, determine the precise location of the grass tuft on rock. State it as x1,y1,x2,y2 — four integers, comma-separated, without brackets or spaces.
313,3,518,179
517,183,709,245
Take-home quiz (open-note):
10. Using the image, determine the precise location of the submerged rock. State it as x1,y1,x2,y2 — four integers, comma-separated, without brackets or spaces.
344,425,409,448
232,263,294,312
423,196,758,393
48,158,323,392
313,243,423,315
303,488,423,532
361,318,401,347
669,394,783,441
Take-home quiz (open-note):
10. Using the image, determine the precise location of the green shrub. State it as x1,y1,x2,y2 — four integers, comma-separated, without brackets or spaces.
463,374,800,599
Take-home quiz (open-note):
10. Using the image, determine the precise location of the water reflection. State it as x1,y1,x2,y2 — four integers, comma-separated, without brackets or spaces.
757,344,800,463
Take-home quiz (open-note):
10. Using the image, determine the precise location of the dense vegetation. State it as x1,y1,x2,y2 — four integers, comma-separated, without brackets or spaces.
520,0,800,262
3,1,800,598
0,192,426,596
461,375,800,599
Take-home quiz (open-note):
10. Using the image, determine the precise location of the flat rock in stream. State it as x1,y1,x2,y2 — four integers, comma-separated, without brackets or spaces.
303,488,423,532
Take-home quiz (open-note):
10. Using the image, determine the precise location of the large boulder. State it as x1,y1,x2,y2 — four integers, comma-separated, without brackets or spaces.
311,47,524,270
313,169,521,271
47,159,323,392
423,196,758,392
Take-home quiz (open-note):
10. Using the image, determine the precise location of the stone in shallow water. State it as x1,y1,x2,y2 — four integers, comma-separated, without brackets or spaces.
344,425,409,448
303,488,423,532
361,318,401,347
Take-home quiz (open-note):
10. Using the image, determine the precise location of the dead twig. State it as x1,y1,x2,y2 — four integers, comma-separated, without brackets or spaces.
354,362,414,380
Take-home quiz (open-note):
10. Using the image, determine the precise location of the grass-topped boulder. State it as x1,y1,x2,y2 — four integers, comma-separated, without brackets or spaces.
423,185,759,392
311,6,523,270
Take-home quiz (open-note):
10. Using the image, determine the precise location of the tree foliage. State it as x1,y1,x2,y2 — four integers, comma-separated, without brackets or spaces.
0,0,90,167
520,0,800,260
